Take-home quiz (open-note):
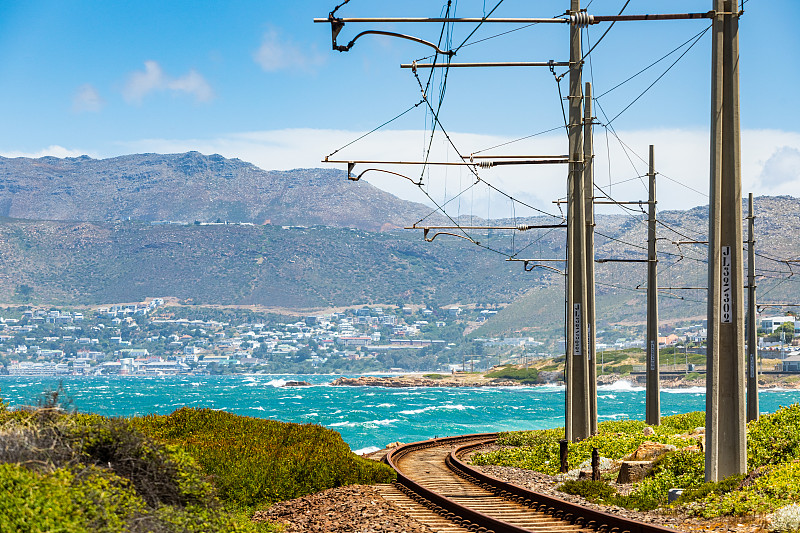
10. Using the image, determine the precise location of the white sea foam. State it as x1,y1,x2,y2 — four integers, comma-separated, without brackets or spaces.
398,403,474,415
267,379,286,388
353,446,381,455
329,419,400,428
376,403,395,408
663,386,705,394
533,384,566,392
598,380,644,392
599,413,630,420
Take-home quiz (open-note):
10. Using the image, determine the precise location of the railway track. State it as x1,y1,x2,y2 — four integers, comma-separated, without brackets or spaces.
384,433,680,533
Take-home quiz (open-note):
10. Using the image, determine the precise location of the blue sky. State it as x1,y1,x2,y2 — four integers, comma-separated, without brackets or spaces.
0,1,798,215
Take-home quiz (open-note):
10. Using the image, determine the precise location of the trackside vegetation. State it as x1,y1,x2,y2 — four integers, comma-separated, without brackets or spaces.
131,407,396,508
0,388,395,532
484,365,540,384
471,406,800,524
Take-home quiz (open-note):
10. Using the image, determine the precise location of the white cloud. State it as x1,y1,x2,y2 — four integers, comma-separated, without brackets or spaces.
253,28,324,72
72,84,105,113
111,127,800,217
122,60,213,104
758,146,800,189
0,145,96,159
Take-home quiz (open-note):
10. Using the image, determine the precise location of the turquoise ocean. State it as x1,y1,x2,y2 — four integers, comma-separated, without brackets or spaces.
2,375,798,454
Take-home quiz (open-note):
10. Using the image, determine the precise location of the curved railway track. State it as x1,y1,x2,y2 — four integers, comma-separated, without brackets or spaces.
382,433,680,533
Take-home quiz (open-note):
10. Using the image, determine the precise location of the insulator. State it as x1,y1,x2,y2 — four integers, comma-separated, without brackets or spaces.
478,161,494,169
570,11,594,27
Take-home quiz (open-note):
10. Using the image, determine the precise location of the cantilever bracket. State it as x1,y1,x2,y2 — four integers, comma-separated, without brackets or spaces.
522,261,565,275
422,228,478,245
326,14,455,55
347,166,423,186
330,16,347,51
506,258,565,275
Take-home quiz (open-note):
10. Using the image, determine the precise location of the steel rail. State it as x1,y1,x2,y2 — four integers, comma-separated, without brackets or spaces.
450,440,679,533
385,433,682,533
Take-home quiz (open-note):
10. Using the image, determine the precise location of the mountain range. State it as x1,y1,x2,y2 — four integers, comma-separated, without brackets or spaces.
0,151,798,338
0,152,442,232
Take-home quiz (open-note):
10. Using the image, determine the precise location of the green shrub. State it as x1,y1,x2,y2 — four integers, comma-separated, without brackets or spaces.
423,373,445,379
659,411,706,433
614,450,705,511
485,367,539,384
748,404,800,469
676,475,741,504
597,419,647,435
133,407,396,509
684,463,800,518
614,364,633,374
0,411,215,509
0,463,97,533
558,479,616,502
476,421,696,476
0,408,271,532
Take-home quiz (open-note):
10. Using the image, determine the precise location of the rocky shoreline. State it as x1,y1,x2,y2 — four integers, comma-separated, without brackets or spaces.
329,375,524,388
329,372,800,390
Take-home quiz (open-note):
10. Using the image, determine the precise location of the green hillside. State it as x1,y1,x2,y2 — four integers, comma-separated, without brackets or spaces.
0,220,536,309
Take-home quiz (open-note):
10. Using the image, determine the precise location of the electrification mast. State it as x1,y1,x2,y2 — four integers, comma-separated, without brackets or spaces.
746,193,758,422
316,0,747,471
584,82,597,435
706,0,746,482
645,145,660,426
565,0,591,442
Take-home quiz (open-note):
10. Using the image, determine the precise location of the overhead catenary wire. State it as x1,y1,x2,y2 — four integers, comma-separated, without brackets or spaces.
320,1,790,297
411,66,565,222
581,0,631,62
325,100,424,160
594,24,714,101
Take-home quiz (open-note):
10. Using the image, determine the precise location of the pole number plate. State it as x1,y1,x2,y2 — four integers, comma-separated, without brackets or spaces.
573,304,582,356
721,246,732,323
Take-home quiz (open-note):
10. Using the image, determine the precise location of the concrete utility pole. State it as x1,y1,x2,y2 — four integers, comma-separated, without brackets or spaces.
706,0,746,482
565,0,590,442
646,145,660,426
747,192,758,422
584,82,598,436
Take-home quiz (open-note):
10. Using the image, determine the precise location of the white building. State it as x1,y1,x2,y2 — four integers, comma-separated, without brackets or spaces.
761,316,795,332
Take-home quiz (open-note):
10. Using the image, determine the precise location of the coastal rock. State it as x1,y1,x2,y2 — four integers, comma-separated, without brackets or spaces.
616,461,655,484
329,375,526,388
642,427,655,436
284,381,311,387
539,371,564,383
627,441,677,462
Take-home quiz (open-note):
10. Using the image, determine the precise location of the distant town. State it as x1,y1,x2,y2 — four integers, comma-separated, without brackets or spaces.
0,298,797,377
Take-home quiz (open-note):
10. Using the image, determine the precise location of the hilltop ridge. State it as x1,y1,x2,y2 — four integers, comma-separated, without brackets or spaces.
0,152,442,231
